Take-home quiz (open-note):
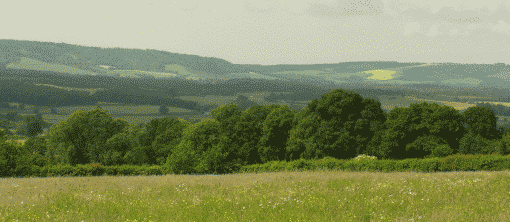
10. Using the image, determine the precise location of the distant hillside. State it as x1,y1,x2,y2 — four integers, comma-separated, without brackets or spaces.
1,39,510,117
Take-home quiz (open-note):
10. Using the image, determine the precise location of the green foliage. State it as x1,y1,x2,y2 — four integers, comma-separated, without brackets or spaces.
461,106,501,140
50,107,58,114
138,116,193,165
18,103,25,110
159,105,169,115
21,135,48,167
367,102,465,161
150,118,193,165
405,135,454,159
459,131,500,156
495,131,510,156
258,105,297,163
44,108,129,166
122,144,150,166
100,133,132,166
15,115,44,137
219,104,276,166
165,119,239,175
0,129,19,177
232,95,259,111
207,103,286,168
210,104,243,124
285,88,387,162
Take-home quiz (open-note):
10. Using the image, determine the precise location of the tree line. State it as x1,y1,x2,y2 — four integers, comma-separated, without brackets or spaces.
2,87,510,177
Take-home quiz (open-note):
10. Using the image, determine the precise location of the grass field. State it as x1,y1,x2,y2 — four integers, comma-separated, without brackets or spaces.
1,164,509,221
2,96,510,221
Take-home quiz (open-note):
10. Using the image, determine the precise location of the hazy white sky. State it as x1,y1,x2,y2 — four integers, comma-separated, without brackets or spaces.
2,0,509,65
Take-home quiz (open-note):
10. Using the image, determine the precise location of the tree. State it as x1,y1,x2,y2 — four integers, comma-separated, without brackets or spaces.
209,104,243,124
44,108,129,166
165,119,241,175
0,129,20,177
206,103,285,167
50,107,58,114
97,122,151,166
137,117,194,165
18,103,25,111
159,105,169,115
232,95,258,111
458,131,500,156
285,88,388,162
455,106,502,156
20,135,48,167
16,115,44,138
150,118,193,165
217,104,285,167
258,105,297,163
461,106,501,141
364,102,466,160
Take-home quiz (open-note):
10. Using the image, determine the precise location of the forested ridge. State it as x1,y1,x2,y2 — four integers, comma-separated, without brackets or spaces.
1,86,510,177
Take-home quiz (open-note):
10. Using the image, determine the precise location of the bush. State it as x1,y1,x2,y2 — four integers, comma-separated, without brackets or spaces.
150,119,192,165
165,119,238,175
15,115,44,137
258,105,296,164
0,129,19,177
495,131,510,156
100,133,135,166
459,131,499,156
21,136,49,167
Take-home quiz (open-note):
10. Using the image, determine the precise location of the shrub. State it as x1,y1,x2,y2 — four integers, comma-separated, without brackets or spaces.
0,129,19,177
459,131,499,156
495,131,510,156
21,136,49,167
258,105,296,164
15,115,44,137
165,119,237,175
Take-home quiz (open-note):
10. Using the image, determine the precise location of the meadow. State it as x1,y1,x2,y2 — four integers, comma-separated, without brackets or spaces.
1,159,509,222
2,91,510,221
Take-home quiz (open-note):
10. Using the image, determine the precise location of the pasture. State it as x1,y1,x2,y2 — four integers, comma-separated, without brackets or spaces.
1,162,509,221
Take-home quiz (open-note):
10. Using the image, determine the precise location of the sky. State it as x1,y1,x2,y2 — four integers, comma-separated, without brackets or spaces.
2,0,510,65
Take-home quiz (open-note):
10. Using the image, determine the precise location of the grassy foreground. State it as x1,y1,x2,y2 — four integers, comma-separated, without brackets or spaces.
1,162,510,222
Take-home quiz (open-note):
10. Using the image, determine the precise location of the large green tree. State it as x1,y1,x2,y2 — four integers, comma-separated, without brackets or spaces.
98,122,151,166
165,118,241,175
15,115,44,138
258,105,298,163
285,88,388,161
458,106,502,155
364,102,466,160
148,117,194,165
44,108,129,166
210,103,284,167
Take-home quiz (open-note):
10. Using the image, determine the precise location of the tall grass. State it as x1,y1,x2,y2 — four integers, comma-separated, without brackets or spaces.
1,162,509,221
